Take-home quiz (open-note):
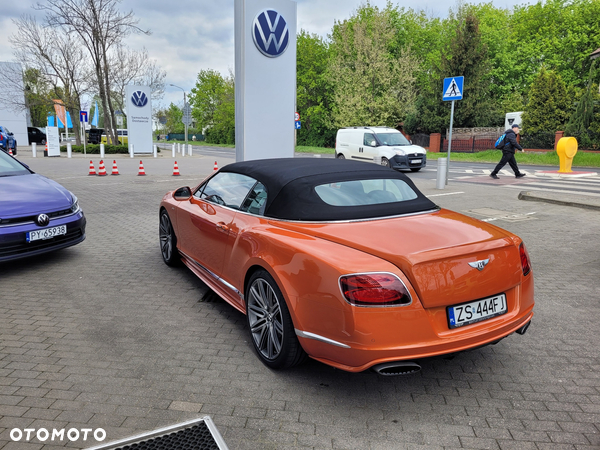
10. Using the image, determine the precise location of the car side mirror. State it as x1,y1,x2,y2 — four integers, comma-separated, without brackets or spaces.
173,186,192,200
370,141,376,147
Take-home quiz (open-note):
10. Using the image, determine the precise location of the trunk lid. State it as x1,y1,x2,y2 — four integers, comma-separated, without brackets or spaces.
270,209,522,308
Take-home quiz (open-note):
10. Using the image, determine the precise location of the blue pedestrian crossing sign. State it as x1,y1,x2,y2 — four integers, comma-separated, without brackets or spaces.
442,76,464,101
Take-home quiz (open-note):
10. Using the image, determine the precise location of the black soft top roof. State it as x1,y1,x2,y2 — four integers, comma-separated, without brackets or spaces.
220,158,437,221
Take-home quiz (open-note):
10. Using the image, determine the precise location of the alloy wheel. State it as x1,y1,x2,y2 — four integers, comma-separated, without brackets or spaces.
247,278,284,360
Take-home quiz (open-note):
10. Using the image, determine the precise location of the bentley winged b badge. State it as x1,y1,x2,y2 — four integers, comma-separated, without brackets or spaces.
468,259,490,271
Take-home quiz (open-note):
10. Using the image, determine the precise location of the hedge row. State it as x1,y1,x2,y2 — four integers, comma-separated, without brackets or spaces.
60,144,159,154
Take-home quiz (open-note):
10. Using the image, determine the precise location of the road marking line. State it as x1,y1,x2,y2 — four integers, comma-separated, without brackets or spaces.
428,191,465,197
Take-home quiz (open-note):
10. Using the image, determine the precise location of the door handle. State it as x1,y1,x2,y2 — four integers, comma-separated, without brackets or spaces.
216,222,229,233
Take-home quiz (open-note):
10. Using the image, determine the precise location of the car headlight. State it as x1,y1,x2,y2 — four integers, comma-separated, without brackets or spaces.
70,194,80,213
395,149,406,156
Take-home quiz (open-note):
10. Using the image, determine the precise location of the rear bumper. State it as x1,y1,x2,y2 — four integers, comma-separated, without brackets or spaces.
300,309,533,373
295,274,535,373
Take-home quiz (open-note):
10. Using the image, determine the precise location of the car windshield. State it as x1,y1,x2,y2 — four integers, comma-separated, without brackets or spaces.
0,152,30,177
376,133,411,146
314,179,418,206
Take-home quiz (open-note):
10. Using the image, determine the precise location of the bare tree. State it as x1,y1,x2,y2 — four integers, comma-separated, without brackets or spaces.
109,46,166,122
36,0,149,144
7,15,92,144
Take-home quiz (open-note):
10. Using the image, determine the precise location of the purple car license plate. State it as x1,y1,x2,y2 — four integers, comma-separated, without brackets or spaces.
27,225,67,242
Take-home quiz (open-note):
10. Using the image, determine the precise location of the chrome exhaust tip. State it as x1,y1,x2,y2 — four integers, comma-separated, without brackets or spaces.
515,321,531,335
372,361,421,376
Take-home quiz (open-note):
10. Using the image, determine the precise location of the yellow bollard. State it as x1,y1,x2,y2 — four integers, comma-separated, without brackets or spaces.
556,137,578,173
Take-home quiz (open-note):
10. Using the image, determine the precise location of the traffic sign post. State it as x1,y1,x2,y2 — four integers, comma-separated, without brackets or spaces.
181,101,191,151
442,76,464,186
79,111,88,155
294,121,301,130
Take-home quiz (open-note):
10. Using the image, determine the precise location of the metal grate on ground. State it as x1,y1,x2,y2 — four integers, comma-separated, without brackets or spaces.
86,416,228,450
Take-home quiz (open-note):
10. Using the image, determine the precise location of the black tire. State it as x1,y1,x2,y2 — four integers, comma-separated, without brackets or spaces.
246,270,306,369
159,210,181,266
336,153,345,159
381,157,391,168
410,168,421,172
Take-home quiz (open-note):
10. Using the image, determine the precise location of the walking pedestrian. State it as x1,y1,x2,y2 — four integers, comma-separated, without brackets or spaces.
490,123,526,179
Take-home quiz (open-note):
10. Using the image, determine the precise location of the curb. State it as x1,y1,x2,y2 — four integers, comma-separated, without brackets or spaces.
518,191,600,211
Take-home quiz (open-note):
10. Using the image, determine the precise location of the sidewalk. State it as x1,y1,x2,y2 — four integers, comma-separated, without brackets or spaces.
518,189,600,211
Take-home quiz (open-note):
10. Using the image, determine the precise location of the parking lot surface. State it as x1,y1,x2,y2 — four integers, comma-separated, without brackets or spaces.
1,152,599,449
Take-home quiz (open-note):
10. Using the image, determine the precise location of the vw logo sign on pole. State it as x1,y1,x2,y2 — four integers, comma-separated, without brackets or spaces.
131,91,148,108
235,0,296,162
252,9,289,57
125,85,153,155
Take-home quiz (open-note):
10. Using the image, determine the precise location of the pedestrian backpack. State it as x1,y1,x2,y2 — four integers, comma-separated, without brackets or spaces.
494,133,506,149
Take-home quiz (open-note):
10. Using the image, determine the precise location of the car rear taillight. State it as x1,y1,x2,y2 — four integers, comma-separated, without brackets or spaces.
339,273,411,306
519,243,531,276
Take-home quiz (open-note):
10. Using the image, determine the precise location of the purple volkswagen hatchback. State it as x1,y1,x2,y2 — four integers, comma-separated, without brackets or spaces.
0,151,86,262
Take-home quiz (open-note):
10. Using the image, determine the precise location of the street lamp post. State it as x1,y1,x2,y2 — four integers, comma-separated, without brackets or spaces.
170,84,188,153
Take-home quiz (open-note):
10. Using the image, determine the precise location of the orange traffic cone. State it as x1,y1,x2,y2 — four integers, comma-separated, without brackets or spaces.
44,142,48,157
213,161,218,171
172,161,180,176
98,160,107,176
88,160,96,176
8,148,13,156
111,160,120,175
138,160,146,176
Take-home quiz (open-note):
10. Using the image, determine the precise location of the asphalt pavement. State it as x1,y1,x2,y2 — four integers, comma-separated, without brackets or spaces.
0,149,598,450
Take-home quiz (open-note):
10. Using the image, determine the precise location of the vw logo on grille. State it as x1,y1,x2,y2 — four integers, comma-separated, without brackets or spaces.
131,91,148,108
36,214,50,227
468,259,490,271
252,9,289,58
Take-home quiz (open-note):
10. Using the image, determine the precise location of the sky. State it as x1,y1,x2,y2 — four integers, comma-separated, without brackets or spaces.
0,0,528,108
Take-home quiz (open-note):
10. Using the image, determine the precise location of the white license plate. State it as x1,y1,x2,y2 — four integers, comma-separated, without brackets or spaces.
448,294,507,329
411,159,422,164
27,225,67,242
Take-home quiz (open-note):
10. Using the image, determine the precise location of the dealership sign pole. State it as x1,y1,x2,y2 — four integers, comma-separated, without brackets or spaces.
442,76,464,185
125,85,153,154
234,0,297,161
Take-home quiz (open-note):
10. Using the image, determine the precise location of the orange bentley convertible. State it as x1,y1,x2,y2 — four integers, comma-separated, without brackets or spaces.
159,158,534,375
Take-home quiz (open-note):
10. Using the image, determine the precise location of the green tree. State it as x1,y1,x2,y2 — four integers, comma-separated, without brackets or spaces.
296,30,334,147
407,9,497,133
328,3,418,128
164,103,184,134
189,69,228,131
521,67,570,133
22,68,52,127
566,60,598,135
508,0,600,91
205,77,235,145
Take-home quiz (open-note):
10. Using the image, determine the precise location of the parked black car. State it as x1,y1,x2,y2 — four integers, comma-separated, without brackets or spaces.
87,128,104,144
27,127,47,145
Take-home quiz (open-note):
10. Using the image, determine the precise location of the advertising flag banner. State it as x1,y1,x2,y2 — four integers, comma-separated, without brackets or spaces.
54,100,67,129
91,101,99,127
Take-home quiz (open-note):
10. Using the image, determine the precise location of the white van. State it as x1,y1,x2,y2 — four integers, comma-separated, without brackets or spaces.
335,127,427,171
